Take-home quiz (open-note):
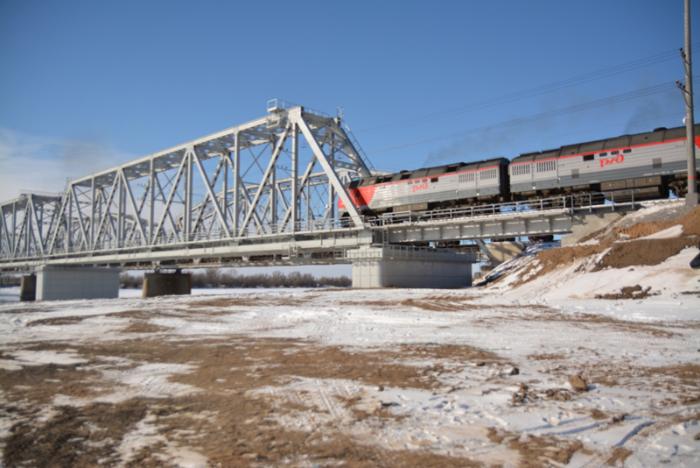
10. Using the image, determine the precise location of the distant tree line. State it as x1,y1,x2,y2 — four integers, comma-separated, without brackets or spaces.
120,269,351,289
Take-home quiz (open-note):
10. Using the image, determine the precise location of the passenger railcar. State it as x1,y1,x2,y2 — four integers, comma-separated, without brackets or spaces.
510,124,700,201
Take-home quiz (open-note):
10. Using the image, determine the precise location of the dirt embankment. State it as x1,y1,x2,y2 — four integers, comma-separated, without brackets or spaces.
514,206,700,284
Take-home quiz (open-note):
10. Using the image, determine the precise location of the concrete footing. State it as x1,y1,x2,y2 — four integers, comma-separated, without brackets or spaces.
142,271,192,298
19,274,36,302
348,245,472,288
36,266,120,301
481,241,524,265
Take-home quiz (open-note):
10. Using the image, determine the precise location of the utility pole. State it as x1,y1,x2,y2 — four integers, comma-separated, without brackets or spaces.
678,0,698,206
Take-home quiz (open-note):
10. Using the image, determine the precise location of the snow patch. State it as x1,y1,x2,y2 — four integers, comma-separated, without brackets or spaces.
117,412,208,467
2,349,87,369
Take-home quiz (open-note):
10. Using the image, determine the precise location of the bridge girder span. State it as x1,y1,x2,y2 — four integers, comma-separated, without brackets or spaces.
0,106,373,268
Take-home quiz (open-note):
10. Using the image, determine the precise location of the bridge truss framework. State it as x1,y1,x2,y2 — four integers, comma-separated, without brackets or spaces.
0,104,378,270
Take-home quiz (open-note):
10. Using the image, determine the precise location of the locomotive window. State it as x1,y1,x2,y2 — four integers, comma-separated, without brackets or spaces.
401,173,411,180
583,154,594,161
459,173,476,183
623,149,632,153
536,160,556,172
430,177,439,183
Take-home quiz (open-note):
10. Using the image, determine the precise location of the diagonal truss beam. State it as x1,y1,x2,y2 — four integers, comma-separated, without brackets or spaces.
293,110,364,227
238,124,290,236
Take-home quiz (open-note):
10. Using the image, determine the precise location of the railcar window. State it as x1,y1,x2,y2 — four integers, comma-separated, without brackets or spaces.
599,152,607,157
430,177,439,183
611,150,619,155
623,149,631,154
512,164,531,176
480,169,497,180
583,154,594,161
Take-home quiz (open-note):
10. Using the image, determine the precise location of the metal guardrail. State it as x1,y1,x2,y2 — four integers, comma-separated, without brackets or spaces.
368,191,678,227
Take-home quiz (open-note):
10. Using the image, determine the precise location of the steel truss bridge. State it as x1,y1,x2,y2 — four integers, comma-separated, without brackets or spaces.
0,103,657,272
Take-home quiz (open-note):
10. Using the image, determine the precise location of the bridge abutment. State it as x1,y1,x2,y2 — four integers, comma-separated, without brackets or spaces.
142,271,192,298
563,212,624,246
35,266,120,301
348,245,473,288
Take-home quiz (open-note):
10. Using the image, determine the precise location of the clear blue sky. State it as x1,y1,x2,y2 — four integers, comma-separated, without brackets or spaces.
0,0,696,198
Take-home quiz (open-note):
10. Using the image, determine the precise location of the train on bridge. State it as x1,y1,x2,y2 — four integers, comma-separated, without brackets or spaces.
340,124,700,216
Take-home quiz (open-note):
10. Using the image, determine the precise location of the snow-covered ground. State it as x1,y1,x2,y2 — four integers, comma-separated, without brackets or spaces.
1,203,699,466
0,283,698,466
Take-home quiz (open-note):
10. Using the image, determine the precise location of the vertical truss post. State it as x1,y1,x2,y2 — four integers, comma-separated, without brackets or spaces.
117,178,125,248
185,152,193,241
149,158,155,245
271,158,277,232
222,153,228,235
23,201,29,257
291,123,299,231
233,132,240,237
90,177,96,249
67,188,73,251
328,127,336,222
11,203,16,256
305,187,311,228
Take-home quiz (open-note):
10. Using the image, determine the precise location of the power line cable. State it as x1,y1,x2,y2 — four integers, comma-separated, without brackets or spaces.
356,43,699,134
368,78,693,157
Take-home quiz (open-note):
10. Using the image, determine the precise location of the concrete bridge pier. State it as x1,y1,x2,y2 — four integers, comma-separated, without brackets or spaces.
348,245,473,288
31,266,120,301
19,274,36,301
142,270,192,298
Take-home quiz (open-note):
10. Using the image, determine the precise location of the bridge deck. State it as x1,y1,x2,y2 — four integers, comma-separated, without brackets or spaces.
0,192,675,271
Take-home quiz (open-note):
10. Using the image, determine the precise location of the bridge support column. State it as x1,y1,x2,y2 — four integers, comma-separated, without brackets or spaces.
19,274,36,302
36,266,120,301
348,245,473,289
142,271,192,298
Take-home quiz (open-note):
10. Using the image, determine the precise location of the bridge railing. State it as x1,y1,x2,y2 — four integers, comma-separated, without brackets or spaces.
368,192,618,226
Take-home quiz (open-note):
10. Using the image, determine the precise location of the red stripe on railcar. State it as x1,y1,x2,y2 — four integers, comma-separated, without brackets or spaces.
510,137,699,167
